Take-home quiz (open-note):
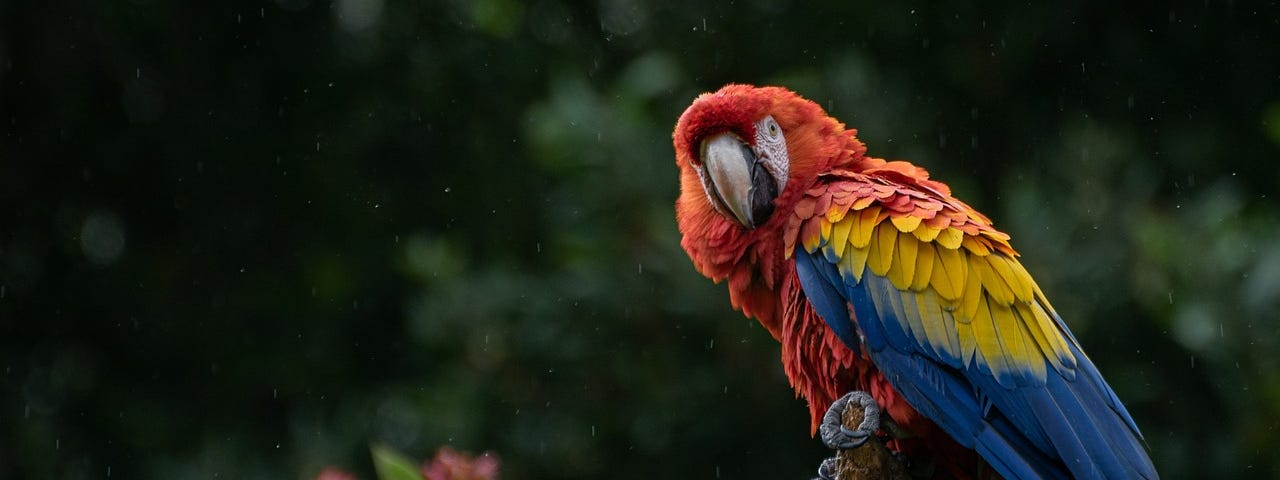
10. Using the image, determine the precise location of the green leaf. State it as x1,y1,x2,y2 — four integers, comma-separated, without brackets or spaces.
371,444,422,480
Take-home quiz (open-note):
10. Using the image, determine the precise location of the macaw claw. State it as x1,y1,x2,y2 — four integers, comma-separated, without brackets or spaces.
819,390,881,451
813,456,838,480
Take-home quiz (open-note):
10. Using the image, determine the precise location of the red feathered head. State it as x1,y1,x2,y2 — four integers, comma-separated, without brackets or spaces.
672,84,866,333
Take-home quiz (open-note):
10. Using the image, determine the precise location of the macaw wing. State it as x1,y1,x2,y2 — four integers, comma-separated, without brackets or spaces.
789,169,1157,479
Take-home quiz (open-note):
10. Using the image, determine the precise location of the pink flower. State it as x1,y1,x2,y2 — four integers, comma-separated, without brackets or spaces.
315,466,359,480
421,447,500,480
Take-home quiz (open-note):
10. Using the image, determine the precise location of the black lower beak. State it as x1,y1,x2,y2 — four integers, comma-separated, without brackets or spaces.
747,157,777,226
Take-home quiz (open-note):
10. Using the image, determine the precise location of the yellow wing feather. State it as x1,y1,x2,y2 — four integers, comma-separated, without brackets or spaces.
843,244,871,283
960,265,984,322
910,241,935,291
971,295,1012,379
850,206,879,248
1031,297,1075,369
932,246,967,301
1016,301,1068,375
819,217,833,247
912,225,942,243
936,227,964,249
829,215,853,259
988,254,1034,302
913,288,959,361
962,235,991,256
972,256,1015,305
892,232,920,289
867,223,897,276
890,214,922,232
989,299,1033,384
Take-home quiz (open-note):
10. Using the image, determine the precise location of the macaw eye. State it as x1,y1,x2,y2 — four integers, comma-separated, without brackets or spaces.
766,119,780,138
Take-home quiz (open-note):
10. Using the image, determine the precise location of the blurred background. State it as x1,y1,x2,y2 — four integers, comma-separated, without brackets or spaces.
2,1,1278,478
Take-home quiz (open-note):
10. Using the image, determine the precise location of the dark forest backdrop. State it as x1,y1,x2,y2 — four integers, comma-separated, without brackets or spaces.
3,1,1279,478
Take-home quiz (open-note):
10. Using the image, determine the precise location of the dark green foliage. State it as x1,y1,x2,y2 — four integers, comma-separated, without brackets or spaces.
2,1,1277,478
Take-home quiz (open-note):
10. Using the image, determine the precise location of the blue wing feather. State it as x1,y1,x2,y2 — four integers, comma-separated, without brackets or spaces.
795,246,1157,479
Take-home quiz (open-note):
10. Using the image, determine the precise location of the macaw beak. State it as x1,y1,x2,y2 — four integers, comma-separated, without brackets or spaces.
699,132,778,229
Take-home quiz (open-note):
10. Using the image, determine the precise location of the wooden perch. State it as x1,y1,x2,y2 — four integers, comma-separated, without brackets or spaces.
830,398,910,480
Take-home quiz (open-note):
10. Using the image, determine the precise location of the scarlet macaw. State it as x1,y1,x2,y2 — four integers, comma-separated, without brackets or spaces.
673,84,1157,479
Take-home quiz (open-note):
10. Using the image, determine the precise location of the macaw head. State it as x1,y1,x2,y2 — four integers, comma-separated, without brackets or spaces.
675,86,790,229
672,84,867,330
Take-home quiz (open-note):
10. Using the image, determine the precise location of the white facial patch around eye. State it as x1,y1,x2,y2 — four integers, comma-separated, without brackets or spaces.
754,116,790,195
